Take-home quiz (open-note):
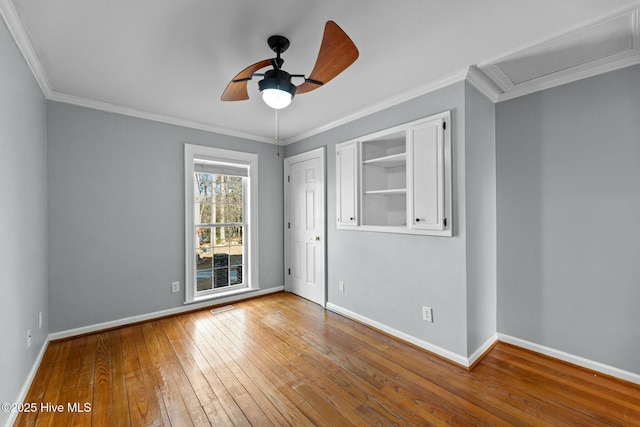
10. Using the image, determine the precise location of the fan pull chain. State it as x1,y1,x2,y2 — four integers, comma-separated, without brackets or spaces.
275,108,280,157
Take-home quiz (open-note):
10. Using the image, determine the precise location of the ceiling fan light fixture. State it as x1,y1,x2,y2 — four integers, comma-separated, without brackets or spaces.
261,88,292,109
259,69,296,109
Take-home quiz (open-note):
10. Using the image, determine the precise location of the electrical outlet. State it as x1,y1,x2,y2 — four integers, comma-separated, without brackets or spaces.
339,281,344,292
39,312,43,329
171,281,180,293
27,330,32,348
422,306,433,322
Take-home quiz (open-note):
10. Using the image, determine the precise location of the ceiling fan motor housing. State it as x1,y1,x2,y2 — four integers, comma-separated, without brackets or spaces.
258,69,297,98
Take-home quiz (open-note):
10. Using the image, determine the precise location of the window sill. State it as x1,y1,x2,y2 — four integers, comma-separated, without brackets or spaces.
185,286,257,305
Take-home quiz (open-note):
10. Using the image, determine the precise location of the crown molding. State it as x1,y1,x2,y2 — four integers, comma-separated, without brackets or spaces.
283,69,468,144
465,66,502,102
0,0,52,97
48,91,275,144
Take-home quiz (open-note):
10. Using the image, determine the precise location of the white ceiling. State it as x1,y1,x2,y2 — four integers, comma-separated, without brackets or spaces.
3,0,640,143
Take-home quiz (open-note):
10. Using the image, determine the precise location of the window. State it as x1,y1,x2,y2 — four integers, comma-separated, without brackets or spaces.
184,145,258,303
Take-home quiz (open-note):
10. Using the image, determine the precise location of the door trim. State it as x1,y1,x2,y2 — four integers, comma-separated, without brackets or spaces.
284,147,326,306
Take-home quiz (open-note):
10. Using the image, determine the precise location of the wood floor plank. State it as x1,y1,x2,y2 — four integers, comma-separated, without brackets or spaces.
147,321,217,426
176,313,283,426
242,297,372,425
120,326,168,426
130,325,172,426
257,296,501,426
69,333,97,427
17,292,640,426
479,349,639,426
108,329,132,427
13,342,60,427
158,317,251,426
183,310,312,426
138,322,198,427
37,338,85,427
91,332,114,426
492,343,640,412
217,308,341,426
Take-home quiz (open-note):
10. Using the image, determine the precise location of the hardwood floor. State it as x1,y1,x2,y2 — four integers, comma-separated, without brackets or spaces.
15,292,640,426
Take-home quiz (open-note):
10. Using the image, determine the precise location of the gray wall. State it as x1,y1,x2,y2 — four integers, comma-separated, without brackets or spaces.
0,18,48,426
465,83,497,353
286,82,477,358
47,102,284,332
497,64,640,374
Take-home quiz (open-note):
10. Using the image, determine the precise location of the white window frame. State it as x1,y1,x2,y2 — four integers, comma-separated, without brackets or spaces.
184,144,259,303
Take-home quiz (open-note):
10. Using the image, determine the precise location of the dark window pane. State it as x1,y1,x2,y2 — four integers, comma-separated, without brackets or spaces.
214,252,229,268
196,247,212,270
230,266,242,285
214,268,229,288
197,269,212,291
230,253,242,266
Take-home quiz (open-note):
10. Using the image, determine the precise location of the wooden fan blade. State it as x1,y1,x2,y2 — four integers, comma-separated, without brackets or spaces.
221,59,272,101
297,21,359,95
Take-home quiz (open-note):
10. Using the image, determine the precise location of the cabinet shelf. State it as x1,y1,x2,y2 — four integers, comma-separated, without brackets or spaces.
363,153,406,168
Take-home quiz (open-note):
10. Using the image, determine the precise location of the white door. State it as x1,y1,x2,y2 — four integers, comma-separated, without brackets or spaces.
284,148,326,306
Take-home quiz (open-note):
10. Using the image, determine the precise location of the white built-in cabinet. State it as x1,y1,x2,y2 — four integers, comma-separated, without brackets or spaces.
336,111,452,236
336,141,358,227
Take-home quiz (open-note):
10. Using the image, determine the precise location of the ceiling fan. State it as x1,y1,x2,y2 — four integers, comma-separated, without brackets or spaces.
221,21,359,109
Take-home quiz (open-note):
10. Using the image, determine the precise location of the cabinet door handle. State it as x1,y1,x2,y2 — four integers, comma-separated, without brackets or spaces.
350,217,354,221
416,218,421,222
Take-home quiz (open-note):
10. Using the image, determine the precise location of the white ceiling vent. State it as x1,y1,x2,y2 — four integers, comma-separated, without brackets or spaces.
469,8,640,102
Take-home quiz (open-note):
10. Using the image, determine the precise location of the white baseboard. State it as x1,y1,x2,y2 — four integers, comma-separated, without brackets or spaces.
49,286,284,341
468,333,499,366
326,302,474,367
324,303,640,385
498,333,640,385
5,337,50,427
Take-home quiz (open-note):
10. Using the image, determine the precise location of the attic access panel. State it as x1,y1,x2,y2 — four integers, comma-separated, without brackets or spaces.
476,8,640,98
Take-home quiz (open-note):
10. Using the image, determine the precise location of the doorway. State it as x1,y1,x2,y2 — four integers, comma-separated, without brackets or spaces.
284,147,326,306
